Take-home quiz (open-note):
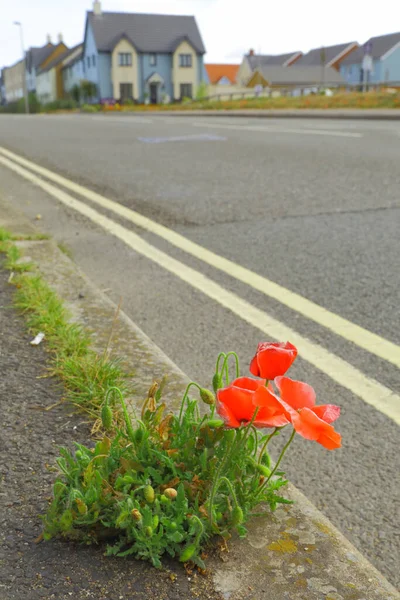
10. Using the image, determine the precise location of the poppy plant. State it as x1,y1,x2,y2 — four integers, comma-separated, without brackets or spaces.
250,342,298,380
274,376,341,450
217,377,289,429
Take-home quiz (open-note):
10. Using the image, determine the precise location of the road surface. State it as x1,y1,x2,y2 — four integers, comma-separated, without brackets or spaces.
0,114,399,586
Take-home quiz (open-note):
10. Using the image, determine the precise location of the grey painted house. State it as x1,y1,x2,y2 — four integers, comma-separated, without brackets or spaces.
83,0,206,103
340,32,400,85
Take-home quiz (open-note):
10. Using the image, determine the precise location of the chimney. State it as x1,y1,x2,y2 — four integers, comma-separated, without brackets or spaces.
58,33,63,44
46,34,52,44
93,0,102,16
249,48,255,56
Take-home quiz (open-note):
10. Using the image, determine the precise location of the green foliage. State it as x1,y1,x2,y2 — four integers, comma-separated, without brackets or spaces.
80,80,98,102
70,84,81,104
195,81,208,101
81,104,100,113
44,98,78,112
43,380,290,568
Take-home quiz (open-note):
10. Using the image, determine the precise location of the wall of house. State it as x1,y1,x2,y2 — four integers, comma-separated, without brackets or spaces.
36,69,56,104
381,46,400,83
98,53,113,100
341,59,383,86
141,53,172,102
206,84,251,98
63,59,84,94
237,57,252,86
83,21,100,100
197,54,205,86
111,39,139,100
3,61,25,102
172,40,198,99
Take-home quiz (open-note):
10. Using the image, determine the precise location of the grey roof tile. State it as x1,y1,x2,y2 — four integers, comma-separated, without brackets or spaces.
38,46,72,73
88,11,205,54
255,65,345,85
247,52,301,69
26,44,55,71
295,42,357,66
341,31,400,64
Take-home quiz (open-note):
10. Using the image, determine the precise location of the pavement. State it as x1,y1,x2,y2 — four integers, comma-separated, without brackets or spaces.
0,113,399,588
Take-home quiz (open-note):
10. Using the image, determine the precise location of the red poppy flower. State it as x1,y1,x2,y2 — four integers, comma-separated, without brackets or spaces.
274,376,341,450
216,377,288,428
250,342,298,380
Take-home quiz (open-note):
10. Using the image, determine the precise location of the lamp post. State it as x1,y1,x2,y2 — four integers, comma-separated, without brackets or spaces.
14,21,29,114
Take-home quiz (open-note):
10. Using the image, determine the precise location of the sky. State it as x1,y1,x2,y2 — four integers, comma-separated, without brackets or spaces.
1,0,399,68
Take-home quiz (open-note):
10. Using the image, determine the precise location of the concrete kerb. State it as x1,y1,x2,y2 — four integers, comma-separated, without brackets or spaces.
98,108,400,120
1,200,399,600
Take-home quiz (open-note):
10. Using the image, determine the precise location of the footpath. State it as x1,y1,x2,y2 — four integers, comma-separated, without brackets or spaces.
0,198,399,600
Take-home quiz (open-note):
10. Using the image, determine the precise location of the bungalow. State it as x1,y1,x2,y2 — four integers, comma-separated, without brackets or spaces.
237,49,302,86
82,0,206,103
246,65,345,93
340,32,400,86
294,41,358,70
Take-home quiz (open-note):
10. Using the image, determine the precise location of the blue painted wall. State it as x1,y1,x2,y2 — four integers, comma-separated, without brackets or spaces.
197,55,205,85
381,46,400,82
98,53,112,99
341,58,385,85
83,21,99,100
141,53,173,101
63,58,84,94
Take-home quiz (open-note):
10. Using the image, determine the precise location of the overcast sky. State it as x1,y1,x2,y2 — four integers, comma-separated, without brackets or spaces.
1,0,399,67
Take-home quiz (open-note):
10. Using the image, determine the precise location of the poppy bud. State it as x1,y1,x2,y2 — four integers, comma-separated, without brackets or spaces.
144,526,153,537
144,485,155,504
131,509,142,521
101,404,113,430
179,544,196,562
206,419,224,429
160,494,170,505
212,373,223,393
256,464,271,477
200,388,215,406
152,515,159,528
164,487,178,500
231,506,244,526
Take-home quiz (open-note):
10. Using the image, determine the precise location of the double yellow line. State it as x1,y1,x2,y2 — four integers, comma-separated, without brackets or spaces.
0,145,399,425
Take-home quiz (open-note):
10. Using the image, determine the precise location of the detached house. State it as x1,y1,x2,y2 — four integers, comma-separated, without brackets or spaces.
83,0,206,103
294,42,358,70
25,38,68,94
340,32,400,86
237,50,302,86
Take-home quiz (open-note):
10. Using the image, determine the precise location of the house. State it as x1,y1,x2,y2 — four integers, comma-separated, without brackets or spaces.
0,69,7,104
294,42,358,70
246,65,345,93
26,39,58,93
82,0,206,103
340,32,400,86
62,44,85,97
36,46,74,104
2,60,25,103
205,64,239,86
237,49,302,86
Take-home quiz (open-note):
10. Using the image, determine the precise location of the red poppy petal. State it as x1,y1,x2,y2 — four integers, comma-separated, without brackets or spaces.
312,404,341,424
318,428,342,450
292,408,341,450
232,376,266,391
217,386,255,422
254,412,290,428
275,377,316,410
249,354,260,377
216,401,240,428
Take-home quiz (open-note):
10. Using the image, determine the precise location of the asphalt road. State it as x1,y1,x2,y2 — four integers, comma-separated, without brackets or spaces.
0,114,399,587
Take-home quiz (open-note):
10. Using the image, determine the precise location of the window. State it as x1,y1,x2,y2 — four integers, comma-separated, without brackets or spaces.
180,83,192,99
87,56,91,68
120,82,133,100
92,55,96,67
179,54,192,68
149,53,157,66
118,53,132,66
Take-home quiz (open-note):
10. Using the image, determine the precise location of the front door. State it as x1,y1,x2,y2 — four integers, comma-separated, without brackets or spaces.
149,83,158,104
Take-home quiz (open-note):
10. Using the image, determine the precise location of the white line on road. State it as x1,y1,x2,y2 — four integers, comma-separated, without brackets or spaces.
192,121,363,138
0,153,399,425
0,145,398,371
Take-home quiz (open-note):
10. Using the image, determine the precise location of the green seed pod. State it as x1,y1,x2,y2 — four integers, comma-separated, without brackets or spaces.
256,464,271,477
160,494,170,505
152,515,159,528
232,506,244,526
75,450,83,460
212,372,223,393
200,388,215,406
144,526,153,537
101,404,113,430
169,521,178,531
179,544,196,562
144,485,155,504
133,427,144,444
206,419,224,429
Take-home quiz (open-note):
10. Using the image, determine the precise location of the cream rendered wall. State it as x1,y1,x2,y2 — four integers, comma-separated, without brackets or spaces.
111,39,139,100
172,40,197,100
36,68,57,104
237,57,252,86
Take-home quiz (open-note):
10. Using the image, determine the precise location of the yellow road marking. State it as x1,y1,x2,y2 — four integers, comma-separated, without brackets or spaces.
0,145,399,369
1,153,399,425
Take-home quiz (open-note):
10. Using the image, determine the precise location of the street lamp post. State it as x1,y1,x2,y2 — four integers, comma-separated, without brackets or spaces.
14,21,29,114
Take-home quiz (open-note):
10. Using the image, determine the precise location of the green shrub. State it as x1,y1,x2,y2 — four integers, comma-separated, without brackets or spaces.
81,104,100,113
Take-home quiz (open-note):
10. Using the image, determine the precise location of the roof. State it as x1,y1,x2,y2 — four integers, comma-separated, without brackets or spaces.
247,52,302,69
205,64,239,84
26,44,55,71
61,44,84,69
294,42,357,66
252,65,345,85
38,46,72,73
87,11,206,54
341,31,400,65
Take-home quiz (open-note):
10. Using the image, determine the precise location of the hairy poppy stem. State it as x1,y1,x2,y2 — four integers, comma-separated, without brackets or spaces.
219,352,240,383
261,428,296,492
208,433,235,529
258,427,280,464
178,382,201,424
